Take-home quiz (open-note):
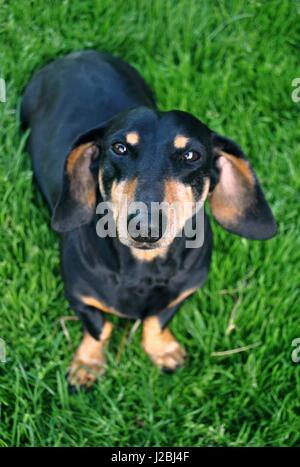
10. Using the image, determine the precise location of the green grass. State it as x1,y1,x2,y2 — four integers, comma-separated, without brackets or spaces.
0,0,300,447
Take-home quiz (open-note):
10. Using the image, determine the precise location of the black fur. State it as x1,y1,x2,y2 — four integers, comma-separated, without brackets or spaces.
21,50,277,341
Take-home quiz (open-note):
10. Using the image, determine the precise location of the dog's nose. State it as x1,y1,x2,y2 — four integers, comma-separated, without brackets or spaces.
127,209,165,243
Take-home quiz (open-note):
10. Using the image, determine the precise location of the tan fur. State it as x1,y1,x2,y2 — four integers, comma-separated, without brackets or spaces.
85,190,96,208
164,177,210,206
81,295,125,317
68,322,113,387
142,316,186,370
167,287,197,308
66,143,94,175
111,178,137,211
126,131,139,145
209,194,241,224
209,151,254,227
130,247,168,262
219,150,254,185
163,179,194,244
111,178,137,243
98,168,105,199
66,143,98,207
174,134,189,149
128,177,210,251
164,179,194,205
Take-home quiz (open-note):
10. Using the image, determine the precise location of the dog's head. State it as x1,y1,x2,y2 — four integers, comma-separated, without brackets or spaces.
52,107,277,250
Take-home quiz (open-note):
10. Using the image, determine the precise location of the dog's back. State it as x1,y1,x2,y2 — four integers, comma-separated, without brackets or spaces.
21,51,155,207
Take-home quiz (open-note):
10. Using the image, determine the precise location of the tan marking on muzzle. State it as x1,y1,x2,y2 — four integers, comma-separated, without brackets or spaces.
98,168,105,199
111,178,137,210
130,246,168,262
111,178,137,243
163,179,194,241
159,177,210,247
174,134,189,149
164,179,194,205
126,131,139,145
81,295,125,317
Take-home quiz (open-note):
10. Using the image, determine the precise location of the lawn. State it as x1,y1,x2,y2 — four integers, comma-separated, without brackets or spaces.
0,0,299,447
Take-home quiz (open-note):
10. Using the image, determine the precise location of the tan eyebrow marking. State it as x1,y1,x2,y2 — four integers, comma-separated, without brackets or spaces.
174,135,189,149
126,131,139,145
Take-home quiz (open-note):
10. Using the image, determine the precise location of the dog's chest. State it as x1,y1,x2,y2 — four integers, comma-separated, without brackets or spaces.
76,263,187,318
112,273,175,317
62,229,212,319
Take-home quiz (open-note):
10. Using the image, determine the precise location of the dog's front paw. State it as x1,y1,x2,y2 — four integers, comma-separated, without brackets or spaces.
142,317,187,372
68,357,106,389
67,323,113,390
148,340,187,372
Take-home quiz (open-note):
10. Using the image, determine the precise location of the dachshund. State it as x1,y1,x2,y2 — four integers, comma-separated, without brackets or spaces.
21,51,277,388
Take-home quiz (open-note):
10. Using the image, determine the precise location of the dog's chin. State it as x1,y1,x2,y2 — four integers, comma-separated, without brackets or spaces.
130,242,159,250
118,237,162,250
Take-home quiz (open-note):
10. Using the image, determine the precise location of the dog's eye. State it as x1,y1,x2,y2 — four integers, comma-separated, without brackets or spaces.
112,142,128,155
183,150,200,162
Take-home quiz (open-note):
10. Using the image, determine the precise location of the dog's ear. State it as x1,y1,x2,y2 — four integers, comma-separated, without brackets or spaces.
51,126,105,233
208,133,277,240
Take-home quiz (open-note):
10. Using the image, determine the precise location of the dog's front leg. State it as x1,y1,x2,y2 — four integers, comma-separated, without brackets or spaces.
68,304,113,389
142,306,186,372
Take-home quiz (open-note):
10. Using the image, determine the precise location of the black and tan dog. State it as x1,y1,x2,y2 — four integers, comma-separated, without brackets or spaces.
21,51,276,388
